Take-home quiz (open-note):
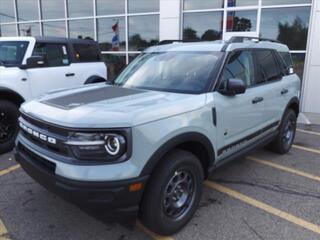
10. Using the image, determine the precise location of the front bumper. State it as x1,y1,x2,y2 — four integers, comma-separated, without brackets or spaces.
15,143,148,223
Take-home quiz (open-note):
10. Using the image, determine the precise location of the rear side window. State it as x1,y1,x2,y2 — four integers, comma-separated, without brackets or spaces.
255,50,282,82
33,43,70,67
73,43,101,62
221,50,255,88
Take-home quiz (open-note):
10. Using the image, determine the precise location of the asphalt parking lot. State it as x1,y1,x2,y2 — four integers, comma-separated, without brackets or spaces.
1,124,320,240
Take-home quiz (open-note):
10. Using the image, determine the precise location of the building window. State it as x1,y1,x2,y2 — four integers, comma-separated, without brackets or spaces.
16,0,39,21
227,0,258,7
183,0,224,10
0,0,15,23
18,23,40,36
183,12,223,41
262,0,312,6
68,19,95,40
67,0,93,18
102,54,127,80
97,0,125,16
98,17,126,52
42,21,66,37
128,0,160,13
260,7,311,50
226,10,257,32
128,15,159,51
0,24,16,37
41,0,65,20
291,53,305,80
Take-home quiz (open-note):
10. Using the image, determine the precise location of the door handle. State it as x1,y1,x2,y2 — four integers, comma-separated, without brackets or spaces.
65,73,75,77
281,89,289,95
252,97,264,104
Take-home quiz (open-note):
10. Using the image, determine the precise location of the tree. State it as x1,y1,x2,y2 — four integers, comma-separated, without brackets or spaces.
201,29,221,41
129,34,159,51
183,27,199,41
277,17,308,50
232,17,252,32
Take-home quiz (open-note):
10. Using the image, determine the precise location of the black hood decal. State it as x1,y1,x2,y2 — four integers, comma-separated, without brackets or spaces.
41,86,145,110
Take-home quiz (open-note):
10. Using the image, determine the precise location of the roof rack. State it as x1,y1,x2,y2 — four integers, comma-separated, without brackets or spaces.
156,39,199,46
228,36,280,43
221,36,281,51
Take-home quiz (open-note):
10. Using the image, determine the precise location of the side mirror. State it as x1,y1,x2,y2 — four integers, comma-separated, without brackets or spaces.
222,78,246,96
21,56,45,69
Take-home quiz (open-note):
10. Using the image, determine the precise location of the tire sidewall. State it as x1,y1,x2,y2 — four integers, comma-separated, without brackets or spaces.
278,109,297,153
0,100,19,154
158,160,203,230
140,150,203,235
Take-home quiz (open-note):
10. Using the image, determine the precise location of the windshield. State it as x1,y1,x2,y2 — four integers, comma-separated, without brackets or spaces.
114,51,222,94
0,41,29,66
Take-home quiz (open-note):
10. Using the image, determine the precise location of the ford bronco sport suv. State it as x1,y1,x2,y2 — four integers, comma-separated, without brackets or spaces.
15,37,300,235
0,36,107,153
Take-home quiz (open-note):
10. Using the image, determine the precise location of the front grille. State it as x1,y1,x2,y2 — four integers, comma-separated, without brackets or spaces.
18,143,56,174
20,112,68,137
19,113,69,156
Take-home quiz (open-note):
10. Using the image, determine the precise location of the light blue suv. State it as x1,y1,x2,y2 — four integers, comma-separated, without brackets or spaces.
15,37,300,235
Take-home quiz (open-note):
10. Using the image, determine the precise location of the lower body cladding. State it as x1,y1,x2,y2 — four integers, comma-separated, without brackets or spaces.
14,141,149,224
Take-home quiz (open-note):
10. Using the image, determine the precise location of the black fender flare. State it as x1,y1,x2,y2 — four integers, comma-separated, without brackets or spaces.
140,132,215,177
284,96,300,116
84,75,106,84
278,96,300,128
0,87,25,106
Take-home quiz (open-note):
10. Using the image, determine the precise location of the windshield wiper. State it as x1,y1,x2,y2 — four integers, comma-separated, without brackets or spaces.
0,60,5,66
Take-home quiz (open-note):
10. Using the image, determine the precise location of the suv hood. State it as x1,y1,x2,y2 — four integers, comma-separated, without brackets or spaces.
21,85,207,128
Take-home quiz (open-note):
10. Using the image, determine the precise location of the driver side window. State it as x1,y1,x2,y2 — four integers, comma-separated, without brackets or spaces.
32,43,70,67
220,50,254,90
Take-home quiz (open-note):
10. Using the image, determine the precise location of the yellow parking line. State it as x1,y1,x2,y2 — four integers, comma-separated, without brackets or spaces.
204,181,320,235
247,156,320,182
136,221,174,240
297,128,320,137
0,165,20,177
293,145,320,155
0,218,8,239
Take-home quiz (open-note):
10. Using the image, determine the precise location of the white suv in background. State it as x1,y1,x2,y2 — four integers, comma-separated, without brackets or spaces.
0,36,107,153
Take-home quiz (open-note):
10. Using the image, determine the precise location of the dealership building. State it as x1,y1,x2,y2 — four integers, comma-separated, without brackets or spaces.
0,0,319,121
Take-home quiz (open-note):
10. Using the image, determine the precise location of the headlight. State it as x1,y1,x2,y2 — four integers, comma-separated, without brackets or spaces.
105,134,125,156
66,132,129,162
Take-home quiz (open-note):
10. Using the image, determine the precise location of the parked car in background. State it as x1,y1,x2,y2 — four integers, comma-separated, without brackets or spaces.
0,36,107,153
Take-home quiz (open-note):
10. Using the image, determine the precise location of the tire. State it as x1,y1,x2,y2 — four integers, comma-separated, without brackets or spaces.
139,149,204,235
0,100,20,154
268,109,297,154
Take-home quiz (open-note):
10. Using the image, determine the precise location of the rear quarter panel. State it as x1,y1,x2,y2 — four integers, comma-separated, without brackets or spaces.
70,62,107,84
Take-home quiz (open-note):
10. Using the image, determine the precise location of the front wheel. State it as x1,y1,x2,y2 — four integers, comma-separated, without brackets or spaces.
139,149,204,235
268,109,297,154
0,100,20,154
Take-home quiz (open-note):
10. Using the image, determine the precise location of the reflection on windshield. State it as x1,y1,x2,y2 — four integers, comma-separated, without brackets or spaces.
0,41,29,66
114,51,222,94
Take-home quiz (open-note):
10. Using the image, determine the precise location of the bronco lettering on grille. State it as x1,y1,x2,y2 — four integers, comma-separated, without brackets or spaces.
19,121,57,145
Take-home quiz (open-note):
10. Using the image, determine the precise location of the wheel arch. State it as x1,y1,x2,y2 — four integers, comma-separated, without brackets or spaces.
84,75,106,84
0,87,25,107
140,132,215,179
285,97,300,117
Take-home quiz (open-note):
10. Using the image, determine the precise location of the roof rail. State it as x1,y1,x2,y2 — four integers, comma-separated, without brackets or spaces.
156,39,199,46
228,36,280,43
221,36,281,51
